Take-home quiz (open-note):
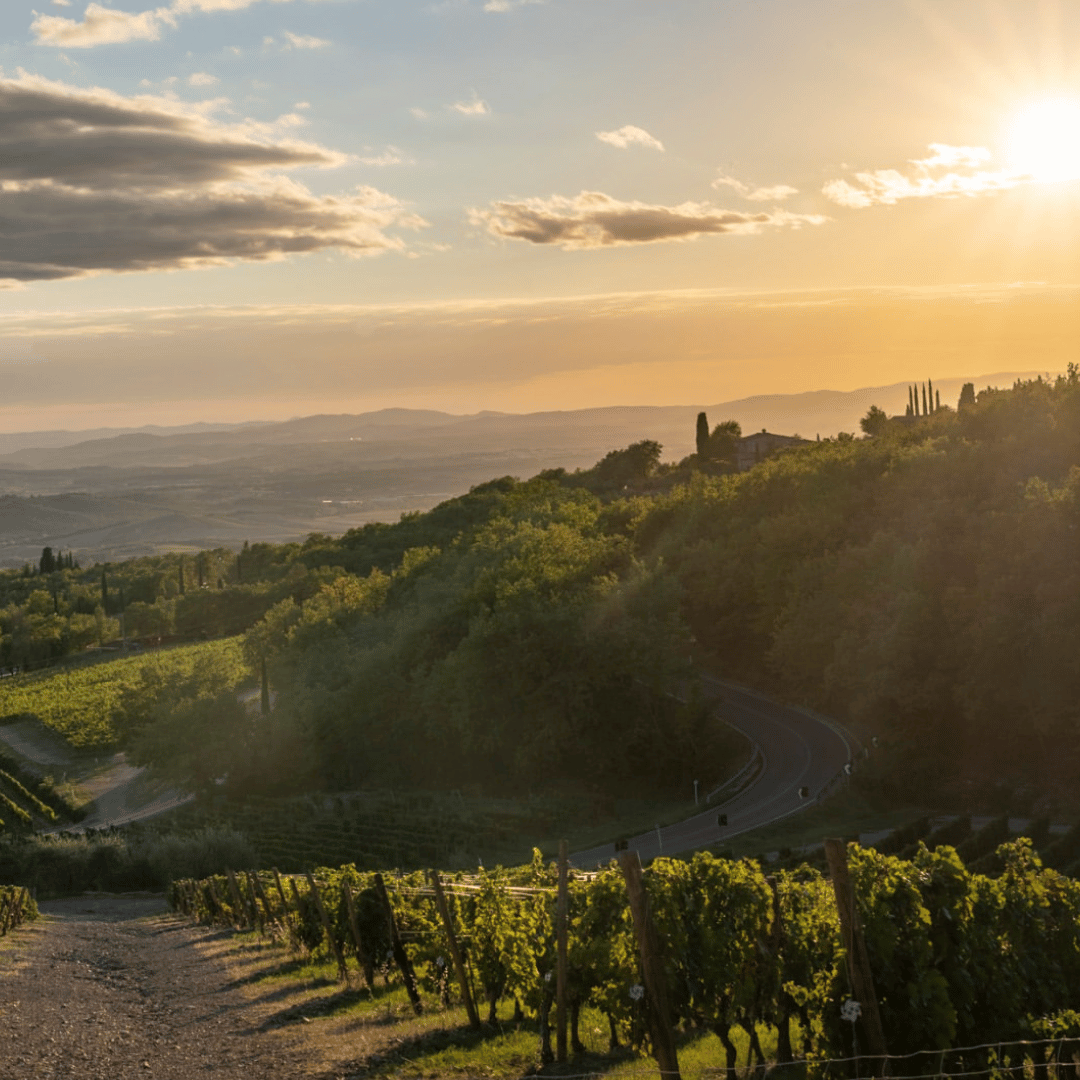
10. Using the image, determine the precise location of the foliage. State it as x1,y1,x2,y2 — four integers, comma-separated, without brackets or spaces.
172,840,1080,1065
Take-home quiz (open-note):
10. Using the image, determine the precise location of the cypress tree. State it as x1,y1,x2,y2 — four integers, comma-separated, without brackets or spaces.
936,389,940,411
922,383,928,415
908,385,914,414
695,411,709,458
101,569,109,613
261,657,271,717
928,377,935,412
197,553,205,590
178,559,185,595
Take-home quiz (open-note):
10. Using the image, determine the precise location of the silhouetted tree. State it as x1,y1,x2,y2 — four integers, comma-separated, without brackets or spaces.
704,420,742,467
958,383,976,410
928,377,935,413
860,405,889,436
922,383,929,415
696,411,710,458
39,547,55,575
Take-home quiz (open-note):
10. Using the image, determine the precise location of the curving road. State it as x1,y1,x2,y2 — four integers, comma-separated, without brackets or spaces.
570,677,853,868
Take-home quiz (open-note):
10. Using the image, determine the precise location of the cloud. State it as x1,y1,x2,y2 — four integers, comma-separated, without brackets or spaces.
188,71,218,87
452,94,489,115
596,125,664,152
469,190,827,249
483,0,544,10
410,106,428,120
31,4,167,47
0,73,427,284
359,146,413,166
823,143,1021,208
31,0,337,48
712,173,798,201
282,30,330,49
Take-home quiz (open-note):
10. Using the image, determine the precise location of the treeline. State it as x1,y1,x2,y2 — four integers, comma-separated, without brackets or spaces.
0,541,351,672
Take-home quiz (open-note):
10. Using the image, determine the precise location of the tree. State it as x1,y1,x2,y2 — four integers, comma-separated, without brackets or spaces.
178,558,185,595
704,420,742,467
928,377,935,413
101,569,109,613
860,405,889,437
958,382,976,410
696,412,709,458
39,547,55,575
922,383,929,415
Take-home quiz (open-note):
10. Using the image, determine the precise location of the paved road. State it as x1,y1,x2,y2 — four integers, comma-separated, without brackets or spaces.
570,677,853,868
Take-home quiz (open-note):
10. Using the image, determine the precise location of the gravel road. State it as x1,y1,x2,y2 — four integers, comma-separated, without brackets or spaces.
0,895,317,1080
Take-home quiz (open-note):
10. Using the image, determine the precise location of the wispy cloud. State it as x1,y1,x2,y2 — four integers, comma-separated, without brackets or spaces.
483,0,544,11
359,146,413,167
452,94,489,116
31,3,167,47
32,0,336,48
0,73,427,284
596,125,664,152
188,71,218,87
469,190,826,249
823,143,1021,208
713,173,798,202
282,30,330,49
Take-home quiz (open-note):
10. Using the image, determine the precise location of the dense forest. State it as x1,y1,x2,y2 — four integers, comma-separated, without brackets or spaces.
4,367,1078,811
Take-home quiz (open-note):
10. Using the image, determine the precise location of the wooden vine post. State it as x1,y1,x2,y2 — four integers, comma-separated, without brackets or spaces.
342,883,375,989
429,871,480,1029
225,869,247,928
823,838,888,1064
619,850,681,1080
374,872,423,1015
304,872,348,981
244,871,264,932
556,840,569,1064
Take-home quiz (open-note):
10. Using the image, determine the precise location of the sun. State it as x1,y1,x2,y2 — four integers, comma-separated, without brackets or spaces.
1003,98,1080,183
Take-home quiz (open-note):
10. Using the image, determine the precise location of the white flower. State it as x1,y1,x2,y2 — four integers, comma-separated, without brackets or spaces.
629,984,645,1001
841,999,862,1023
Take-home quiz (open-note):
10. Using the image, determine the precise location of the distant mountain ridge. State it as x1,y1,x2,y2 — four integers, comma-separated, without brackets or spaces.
0,371,1047,465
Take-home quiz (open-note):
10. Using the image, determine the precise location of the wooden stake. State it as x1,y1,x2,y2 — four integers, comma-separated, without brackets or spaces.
823,838,888,1061
305,872,348,981
374,872,423,1014
225,869,247,928
556,840,569,1063
619,850,681,1080
272,867,289,917
246,871,269,934
342,883,375,989
429,871,480,1029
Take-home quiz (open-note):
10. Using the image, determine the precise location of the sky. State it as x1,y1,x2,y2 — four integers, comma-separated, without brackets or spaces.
1,0,1079,430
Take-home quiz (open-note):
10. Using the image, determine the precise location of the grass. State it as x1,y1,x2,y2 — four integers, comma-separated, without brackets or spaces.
720,786,930,861
211,928,806,1080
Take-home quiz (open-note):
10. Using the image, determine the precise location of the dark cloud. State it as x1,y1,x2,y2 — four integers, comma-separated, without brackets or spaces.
470,191,826,248
0,75,425,283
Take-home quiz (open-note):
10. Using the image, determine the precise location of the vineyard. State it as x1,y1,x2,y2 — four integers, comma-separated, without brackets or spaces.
0,884,36,936
0,637,248,749
171,839,1080,1077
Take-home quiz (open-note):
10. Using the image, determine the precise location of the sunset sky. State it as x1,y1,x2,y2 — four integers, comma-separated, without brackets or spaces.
1,0,1079,430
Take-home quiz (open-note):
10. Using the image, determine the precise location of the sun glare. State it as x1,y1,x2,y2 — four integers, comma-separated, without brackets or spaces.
1004,98,1080,183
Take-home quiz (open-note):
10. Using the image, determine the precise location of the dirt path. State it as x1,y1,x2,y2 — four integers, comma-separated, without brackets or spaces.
0,720,194,832
0,896,325,1080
